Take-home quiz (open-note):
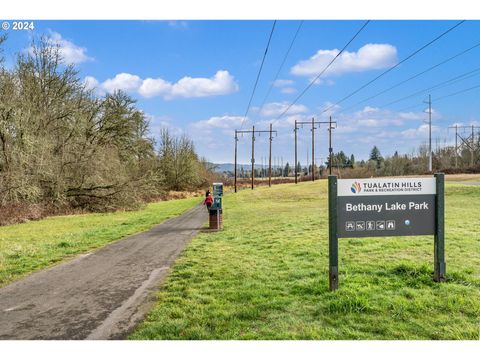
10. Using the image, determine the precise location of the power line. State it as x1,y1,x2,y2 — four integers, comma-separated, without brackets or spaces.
321,20,466,115
379,65,480,108
239,20,277,130
340,39,480,113
257,21,304,116
277,20,371,119
434,83,480,101
395,82,480,113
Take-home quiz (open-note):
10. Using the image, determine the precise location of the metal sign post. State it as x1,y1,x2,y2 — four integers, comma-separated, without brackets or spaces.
434,173,446,282
328,175,339,290
328,174,445,291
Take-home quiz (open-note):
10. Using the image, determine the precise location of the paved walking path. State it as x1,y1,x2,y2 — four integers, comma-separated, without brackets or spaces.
0,204,206,339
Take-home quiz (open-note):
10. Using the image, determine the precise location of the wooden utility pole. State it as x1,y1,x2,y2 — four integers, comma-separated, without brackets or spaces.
329,116,335,175
295,117,336,180
424,95,433,172
472,125,475,167
311,117,315,181
429,95,433,172
235,126,276,191
251,126,255,190
269,123,273,187
234,130,238,192
294,119,298,184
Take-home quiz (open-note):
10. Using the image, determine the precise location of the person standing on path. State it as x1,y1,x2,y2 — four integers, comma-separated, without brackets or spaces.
203,191,213,212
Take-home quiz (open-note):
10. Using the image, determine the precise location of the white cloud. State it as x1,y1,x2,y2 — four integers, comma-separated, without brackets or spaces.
397,111,425,121
291,43,397,78
273,79,294,87
320,101,341,116
138,78,172,98
83,76,99,91
37,31,93,64
169,70,239,99
144,113,183,138
260,102,308,117
401,124,440,139
358,119,381,127
99,70,239,99
280,87,297,94
102,73,143,93
191,115,245,130
360,106,380,114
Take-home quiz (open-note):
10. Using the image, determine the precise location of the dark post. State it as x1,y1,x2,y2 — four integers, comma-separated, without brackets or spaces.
251,125,255,190
294,119,298,184
234,130,238,193
434,173,446,282
455,125,458,168
329,116,333,175
472,125,475,167
328,175,339,290
269,123,272,187
311,117,315,182
428,94,432,172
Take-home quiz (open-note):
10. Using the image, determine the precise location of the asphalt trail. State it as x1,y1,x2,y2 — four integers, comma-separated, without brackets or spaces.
0,204,206,339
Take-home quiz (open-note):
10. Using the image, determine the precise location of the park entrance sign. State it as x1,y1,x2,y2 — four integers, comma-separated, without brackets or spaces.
328,174,445,290
337,177,436,237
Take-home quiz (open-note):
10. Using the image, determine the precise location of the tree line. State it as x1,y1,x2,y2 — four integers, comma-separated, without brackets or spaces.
0,36,212,223
223,140,479,181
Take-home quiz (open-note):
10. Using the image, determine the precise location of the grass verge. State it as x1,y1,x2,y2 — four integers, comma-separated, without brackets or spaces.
0,196,201,287
130,181,480,340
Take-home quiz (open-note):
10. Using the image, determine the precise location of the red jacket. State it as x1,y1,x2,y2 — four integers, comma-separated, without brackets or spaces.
204,195,213,206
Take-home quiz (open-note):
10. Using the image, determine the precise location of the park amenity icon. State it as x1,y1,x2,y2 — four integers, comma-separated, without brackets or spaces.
351,181,362,194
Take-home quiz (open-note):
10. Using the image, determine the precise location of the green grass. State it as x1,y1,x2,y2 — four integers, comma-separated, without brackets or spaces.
130,181,480,340
0,196,201,287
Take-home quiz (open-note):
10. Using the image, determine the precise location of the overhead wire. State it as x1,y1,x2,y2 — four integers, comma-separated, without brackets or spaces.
277,20,371,119
340,39,480,113
239,20,277,130
256,20,304,117
379,65,480,108
320,20,466,115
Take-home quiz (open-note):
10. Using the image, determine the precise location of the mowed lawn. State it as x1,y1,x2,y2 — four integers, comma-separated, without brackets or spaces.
131,181,480,340
0,196,201,287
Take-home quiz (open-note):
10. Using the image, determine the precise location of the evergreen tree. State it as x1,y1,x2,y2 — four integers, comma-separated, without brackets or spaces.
369,146,382,162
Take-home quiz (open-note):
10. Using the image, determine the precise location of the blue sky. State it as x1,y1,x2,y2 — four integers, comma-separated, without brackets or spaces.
2,20,480,165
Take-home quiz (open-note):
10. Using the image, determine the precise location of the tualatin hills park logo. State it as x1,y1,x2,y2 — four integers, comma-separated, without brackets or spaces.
351,181,362,194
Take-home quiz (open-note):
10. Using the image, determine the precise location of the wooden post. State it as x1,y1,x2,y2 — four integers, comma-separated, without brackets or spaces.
328,175,339,290
294,119,298,184
269,123,272,187
251,126,255,190
329,116,333,175
311,117,315,182
434,173,446,282
234,130,238,193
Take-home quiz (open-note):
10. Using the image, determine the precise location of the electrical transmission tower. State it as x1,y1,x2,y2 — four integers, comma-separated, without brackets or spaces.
448,124,480,167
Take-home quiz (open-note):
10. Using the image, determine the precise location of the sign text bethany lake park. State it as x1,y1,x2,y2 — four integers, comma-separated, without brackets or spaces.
336,177,436,237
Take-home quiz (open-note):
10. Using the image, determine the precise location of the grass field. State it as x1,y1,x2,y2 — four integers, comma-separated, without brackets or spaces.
0,196,201,287
131,181,480,340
